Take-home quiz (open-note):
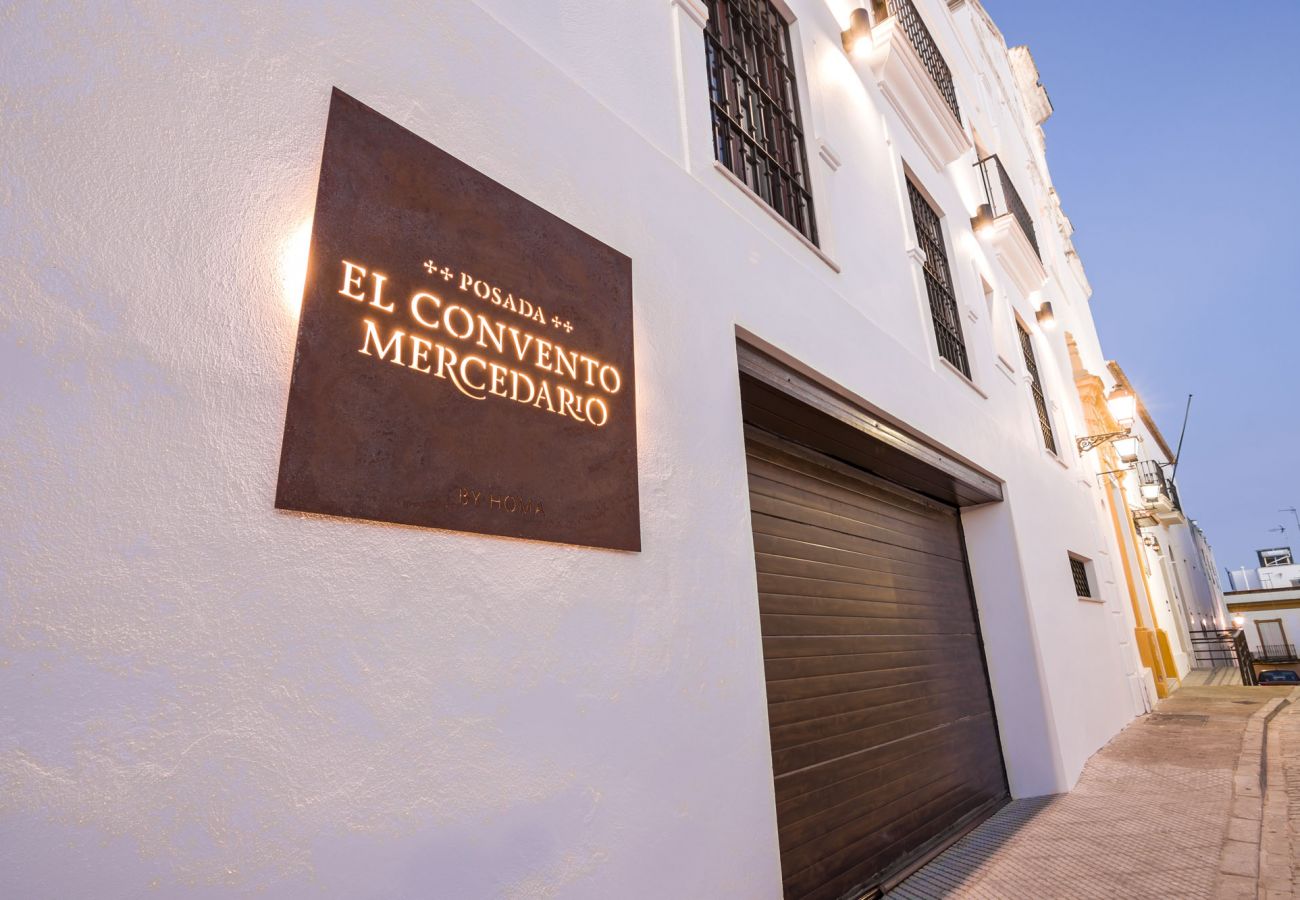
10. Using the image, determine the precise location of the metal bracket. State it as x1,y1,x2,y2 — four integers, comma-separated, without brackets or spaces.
1076,431,1128,453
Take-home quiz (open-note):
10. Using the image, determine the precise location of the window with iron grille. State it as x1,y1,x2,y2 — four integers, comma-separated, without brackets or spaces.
906,179,969,377
703,0,818,244
1017,320,1056,454
1070,557,1092,598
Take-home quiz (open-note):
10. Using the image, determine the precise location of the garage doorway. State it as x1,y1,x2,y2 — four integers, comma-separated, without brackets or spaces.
740,349,1008,899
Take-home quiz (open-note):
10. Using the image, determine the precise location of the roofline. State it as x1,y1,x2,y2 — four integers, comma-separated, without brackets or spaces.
1227,598,1300,613
1107,361,1177,462
1226,586,1300,596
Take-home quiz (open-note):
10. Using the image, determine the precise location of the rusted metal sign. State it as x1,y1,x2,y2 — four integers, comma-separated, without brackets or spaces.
276,89,639,551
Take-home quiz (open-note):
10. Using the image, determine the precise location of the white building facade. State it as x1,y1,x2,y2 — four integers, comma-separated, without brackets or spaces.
1226,585,1300,675
1227,548,1300,592
0,1,1215,896
1103,363,1230,675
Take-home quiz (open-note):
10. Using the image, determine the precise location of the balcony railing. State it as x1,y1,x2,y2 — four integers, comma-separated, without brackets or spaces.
1257,644,1298,663
1137,459,1167,497
1166,479,1182,512
976,155,1039,259
1137,459,1183,512
879,0,961,124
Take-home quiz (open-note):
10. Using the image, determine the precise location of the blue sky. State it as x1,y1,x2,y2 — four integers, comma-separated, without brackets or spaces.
983,0,1300,578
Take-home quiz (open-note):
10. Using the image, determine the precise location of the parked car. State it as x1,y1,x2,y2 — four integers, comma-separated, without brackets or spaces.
1257,670,1300,684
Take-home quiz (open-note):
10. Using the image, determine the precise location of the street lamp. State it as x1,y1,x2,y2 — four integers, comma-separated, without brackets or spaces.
1077,387,1138,455
1106,387,1136,427
1114,436,1140,463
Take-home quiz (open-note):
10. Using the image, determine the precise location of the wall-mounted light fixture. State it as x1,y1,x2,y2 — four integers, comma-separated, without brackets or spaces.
1078,432,1129,454
1106,387,1137,427
1035,301,1056,331
1140,480,1162,502
970,203,994,234
841,7,874,56
1077,387,1138,455
1114,435,1140,463
1232,614,1246,629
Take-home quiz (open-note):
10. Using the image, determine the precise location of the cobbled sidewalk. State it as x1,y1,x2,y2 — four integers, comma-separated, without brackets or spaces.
1260,701,1300,898
886,684,1297,900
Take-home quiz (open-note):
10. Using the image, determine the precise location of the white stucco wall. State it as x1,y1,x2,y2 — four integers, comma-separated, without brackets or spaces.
1229,589,1300,656
1260,564,1300,589
2,1,1147,895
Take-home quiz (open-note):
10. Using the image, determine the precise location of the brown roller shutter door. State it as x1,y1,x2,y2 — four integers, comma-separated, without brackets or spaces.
747,431,1008,899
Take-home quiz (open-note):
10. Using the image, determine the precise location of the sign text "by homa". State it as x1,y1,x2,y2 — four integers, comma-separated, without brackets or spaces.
338,260,623,428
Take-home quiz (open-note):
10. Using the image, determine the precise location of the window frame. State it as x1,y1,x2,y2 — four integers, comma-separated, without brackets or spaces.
1069,554,1096,601
905,176,971,379
1016,317,1058,455
1256,618,1290,653
702,0,819,245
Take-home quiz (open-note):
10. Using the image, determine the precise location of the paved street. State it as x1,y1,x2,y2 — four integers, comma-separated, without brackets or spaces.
888,683,1300,899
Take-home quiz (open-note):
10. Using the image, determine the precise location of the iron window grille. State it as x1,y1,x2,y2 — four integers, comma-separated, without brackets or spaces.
1017,320,1056,454
885,0,961,124
907,179,969,377
1070,557,1092,598
704,0,818,244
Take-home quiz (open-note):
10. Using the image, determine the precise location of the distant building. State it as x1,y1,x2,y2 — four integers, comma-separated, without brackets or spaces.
1226,584,1300,677
1260,547,1294,567
1228,547,1300,591
1099,362,1230,675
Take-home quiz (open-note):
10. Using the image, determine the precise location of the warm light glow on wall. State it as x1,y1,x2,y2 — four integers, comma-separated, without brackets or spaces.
280,217,313,315
819,37,863,93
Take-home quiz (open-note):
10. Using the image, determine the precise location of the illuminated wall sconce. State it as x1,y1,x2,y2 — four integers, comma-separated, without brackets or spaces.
1113,436,1140,464
1139,480,1162,501
1232,614,1246,629
1106,387,1137,427
1035,301,1056,331
1077,387,1138,455
841,7,874,56
970,203,995,234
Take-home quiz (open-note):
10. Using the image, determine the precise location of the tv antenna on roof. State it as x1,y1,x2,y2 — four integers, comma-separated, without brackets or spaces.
1280,507,1300,533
